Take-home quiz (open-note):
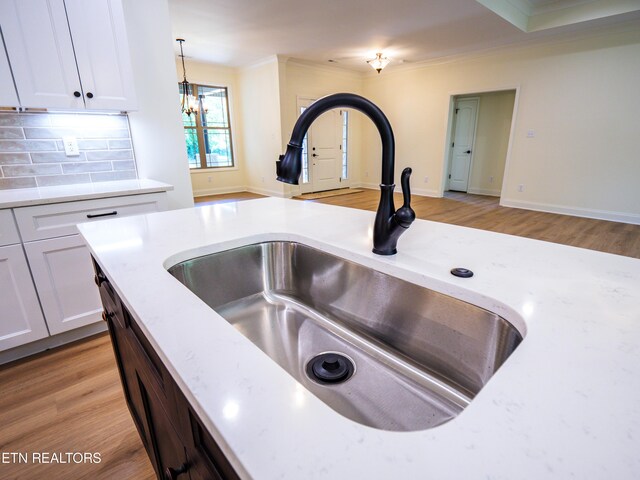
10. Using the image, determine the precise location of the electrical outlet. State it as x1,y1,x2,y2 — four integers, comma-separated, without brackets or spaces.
424,176,429,183
526,130,535,138
207,176,212,183
490,176,494,183
517,184,524,192
62,136,79,156
365,171,369,178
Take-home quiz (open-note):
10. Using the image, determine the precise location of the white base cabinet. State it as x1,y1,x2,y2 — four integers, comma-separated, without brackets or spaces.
0,244,49,351
0,190,168,356
24,235,102,336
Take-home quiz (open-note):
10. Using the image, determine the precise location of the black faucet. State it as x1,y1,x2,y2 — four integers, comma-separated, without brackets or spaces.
276,93,415,255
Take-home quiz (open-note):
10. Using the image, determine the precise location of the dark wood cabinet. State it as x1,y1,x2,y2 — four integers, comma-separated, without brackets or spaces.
93,258,239,480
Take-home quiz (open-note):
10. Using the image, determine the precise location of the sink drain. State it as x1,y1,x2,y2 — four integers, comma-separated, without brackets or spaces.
306,352,355,385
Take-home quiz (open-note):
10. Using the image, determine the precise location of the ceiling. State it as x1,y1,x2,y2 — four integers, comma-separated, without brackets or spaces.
168,0,640,71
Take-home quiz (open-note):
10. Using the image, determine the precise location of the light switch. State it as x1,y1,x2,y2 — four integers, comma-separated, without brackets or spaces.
63,136,80,156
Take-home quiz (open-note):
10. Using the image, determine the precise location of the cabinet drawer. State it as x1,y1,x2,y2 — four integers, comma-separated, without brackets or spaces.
14,193,168,241
0,209,20,247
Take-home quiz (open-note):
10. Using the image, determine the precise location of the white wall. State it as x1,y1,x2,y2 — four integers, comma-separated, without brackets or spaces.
238,57,286,197
463,90,516,196
122,0,193,209
362,27,640,223
175,60,246,197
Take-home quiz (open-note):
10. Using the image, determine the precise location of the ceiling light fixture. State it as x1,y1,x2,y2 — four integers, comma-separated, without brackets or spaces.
176,38,200,116
367,53,390,74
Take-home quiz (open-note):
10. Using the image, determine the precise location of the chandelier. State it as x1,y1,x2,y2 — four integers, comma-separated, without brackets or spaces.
367,53,391,74
177,38,200,116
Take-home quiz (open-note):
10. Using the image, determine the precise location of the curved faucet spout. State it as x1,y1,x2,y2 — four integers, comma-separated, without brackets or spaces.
276,93,415,255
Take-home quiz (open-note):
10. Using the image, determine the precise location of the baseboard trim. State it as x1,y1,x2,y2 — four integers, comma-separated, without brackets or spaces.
193,186,246,197
359,182,440,197
467,188,501,197
501,198,640,225
246,186,286,198
0,322,108,365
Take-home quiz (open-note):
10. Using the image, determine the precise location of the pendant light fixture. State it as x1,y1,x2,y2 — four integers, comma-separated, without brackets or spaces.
177,38,199,116
367,53,391,74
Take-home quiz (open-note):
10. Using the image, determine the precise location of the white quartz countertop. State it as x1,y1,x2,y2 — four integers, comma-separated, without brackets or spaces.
0,179,173,209
78,197,640,480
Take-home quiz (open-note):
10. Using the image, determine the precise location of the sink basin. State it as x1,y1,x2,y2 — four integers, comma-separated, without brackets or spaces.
168,241,523,431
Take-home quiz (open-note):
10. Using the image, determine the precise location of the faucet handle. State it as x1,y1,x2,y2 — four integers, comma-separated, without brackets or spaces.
396,167,415,228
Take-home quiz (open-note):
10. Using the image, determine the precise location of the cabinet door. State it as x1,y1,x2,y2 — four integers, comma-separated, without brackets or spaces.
105,311,156,462
64,0,137,111
24,234,101,335
0,209,20,247
0,40,19,108
0,244,49,352
0,0,84,109
140,378,191,480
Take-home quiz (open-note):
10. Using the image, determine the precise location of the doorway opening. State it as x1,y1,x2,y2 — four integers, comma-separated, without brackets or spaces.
443,89,517,199
297,97,349,194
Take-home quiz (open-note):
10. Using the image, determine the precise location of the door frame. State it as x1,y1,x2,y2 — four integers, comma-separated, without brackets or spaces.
440,86,520,200
446,96,480,192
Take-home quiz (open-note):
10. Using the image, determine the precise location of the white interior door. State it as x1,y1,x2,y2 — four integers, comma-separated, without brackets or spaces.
448,98,478,192
298,98,345,193
310,109,343,192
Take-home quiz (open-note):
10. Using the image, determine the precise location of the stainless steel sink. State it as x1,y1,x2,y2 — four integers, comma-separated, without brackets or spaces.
168,241,523,432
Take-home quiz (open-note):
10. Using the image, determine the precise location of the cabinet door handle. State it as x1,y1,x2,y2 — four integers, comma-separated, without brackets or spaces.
87,211,118,219
73,91,81,98
86,92,94,99
94,273,107,287
165,464,189,479
101,311,113,322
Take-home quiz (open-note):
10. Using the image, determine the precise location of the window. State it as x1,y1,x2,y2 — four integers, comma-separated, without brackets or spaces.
341,110,348,180
300,106,309,184
179,84,234,169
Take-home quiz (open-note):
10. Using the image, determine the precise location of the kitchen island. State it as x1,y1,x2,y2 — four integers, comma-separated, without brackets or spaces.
78,197,640,479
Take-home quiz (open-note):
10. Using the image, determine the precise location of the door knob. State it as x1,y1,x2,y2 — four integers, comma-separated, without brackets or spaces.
465,150,471,154
312,153,318,157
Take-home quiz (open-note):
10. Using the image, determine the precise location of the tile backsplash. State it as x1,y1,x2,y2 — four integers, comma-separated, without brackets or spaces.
0,112,137,190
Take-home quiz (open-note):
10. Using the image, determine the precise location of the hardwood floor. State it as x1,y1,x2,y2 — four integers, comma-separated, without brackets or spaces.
0,334,155,480
1,189,636,480
196,190,640,258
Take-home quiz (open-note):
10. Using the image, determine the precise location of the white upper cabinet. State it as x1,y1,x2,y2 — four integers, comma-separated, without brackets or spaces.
0,0,136,111
64,0,137,111
0,0,84,110
0,37,19,108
